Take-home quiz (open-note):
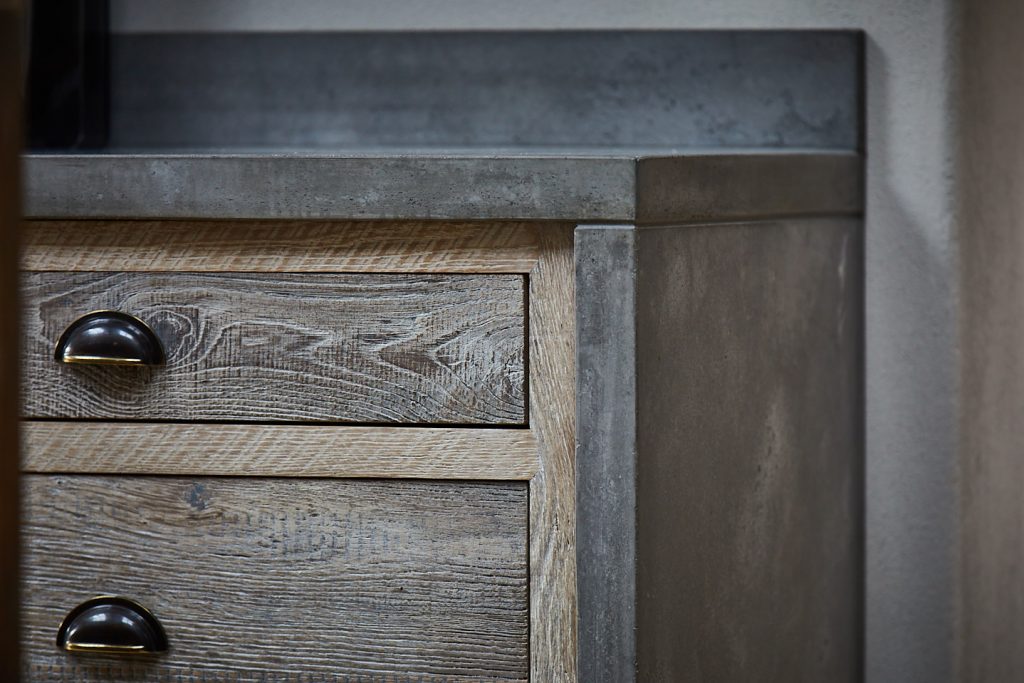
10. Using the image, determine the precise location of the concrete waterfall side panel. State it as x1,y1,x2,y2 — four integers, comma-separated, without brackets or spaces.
634,219,862,681
577,218,862,681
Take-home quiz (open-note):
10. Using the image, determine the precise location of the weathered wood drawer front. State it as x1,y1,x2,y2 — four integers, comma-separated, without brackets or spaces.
22,475,529,682
22,271,526,424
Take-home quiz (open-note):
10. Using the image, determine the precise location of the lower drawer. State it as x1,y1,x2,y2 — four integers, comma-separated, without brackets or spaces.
21,475,529,682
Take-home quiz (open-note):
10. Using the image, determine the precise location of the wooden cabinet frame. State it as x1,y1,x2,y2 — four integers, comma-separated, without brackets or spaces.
21,220,577,681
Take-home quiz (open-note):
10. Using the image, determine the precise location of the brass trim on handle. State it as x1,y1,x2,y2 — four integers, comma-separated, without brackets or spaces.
64,642,147,653
60,355,147,366
54,310,165,366
56,595,169,655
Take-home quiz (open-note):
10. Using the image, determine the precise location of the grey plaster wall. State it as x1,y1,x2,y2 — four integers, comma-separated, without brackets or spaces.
108,2,963,682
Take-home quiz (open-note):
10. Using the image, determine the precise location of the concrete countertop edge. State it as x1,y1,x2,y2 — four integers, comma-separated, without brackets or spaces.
21,151,863,224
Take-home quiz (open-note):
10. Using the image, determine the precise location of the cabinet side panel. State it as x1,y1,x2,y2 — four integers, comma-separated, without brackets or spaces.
635,218,862,681
575,225,638,683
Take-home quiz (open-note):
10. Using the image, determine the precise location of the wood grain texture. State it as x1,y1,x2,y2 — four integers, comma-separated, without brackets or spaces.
23,220,541,273
528,226,577,681
22,271,525,424
19,219,580,681
22,475,529,682
23,422,539,479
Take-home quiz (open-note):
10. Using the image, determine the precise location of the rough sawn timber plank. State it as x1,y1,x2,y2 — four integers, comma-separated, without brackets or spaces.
529,226,578,681
21,475,529,682
23,422,539,479
22,271,526,424
22,220,542,273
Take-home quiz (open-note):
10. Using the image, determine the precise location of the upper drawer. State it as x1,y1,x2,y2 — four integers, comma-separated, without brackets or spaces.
22,271,526,424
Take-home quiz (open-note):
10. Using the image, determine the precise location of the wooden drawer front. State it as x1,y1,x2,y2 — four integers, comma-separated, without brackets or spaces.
22,475,529,682
22,271,526,424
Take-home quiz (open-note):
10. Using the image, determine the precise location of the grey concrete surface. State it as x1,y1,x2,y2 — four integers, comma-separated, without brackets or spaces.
576,217,862,681
22,152,861,222
100,32,860,151
635,153,862,224
576,225,638,683
635,218,861,682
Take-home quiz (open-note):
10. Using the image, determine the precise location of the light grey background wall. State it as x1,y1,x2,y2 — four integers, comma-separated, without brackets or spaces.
109,2,961,681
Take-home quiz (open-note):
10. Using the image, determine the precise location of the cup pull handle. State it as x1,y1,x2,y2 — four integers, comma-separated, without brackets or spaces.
56,595,168,654
54,311,164,366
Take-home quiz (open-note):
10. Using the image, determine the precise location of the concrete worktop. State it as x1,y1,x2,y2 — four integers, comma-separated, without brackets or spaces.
23,150,861,224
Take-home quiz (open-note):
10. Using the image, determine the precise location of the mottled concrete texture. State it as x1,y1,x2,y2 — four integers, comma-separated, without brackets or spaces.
22,152,862,222
103,32,860,150
575,226,638,683
635,154,862,225
576,218,862,682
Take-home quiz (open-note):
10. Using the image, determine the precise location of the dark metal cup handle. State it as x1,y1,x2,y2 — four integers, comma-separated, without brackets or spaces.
57,596,168,654
54,310,164,366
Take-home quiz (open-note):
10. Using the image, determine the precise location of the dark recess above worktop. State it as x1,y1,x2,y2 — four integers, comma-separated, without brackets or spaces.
28,30,863,153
